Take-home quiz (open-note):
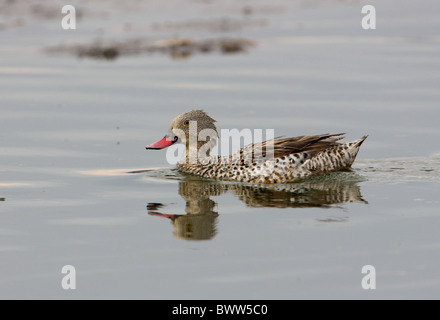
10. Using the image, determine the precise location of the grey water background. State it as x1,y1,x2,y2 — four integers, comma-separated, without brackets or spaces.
1,0,439,299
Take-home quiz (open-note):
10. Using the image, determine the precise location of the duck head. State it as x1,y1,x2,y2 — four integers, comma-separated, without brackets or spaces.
146,109,218,162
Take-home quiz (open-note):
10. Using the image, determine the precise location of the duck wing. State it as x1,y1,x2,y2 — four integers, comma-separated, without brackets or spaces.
232,133,346,164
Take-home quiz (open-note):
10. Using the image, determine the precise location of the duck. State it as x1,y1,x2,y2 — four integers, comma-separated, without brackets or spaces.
146,109,367,183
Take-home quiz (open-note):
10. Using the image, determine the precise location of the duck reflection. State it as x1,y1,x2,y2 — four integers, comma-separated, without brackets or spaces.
148,181,221,241
147,173,366,241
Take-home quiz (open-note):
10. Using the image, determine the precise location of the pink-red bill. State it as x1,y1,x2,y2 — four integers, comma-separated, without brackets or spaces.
146,136,174,150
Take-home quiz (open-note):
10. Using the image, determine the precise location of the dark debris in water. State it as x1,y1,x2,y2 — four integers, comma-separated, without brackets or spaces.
45,37,256,60
150,17,268,33
317,217,349,223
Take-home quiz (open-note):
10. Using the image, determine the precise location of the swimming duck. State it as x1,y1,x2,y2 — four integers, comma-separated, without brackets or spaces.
146,110,367,183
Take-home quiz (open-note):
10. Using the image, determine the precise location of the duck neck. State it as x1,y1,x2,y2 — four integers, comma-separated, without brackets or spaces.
180,136,218,165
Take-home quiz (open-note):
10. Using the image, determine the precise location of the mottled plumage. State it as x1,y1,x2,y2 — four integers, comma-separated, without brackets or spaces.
146,110,367,183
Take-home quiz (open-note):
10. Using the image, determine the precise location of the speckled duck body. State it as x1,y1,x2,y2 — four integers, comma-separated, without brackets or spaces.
146,110,367,183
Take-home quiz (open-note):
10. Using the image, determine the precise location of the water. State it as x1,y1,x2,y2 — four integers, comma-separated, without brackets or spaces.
1,0,439,299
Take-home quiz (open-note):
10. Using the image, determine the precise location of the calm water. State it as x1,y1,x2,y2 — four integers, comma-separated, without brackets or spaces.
1,0,439,299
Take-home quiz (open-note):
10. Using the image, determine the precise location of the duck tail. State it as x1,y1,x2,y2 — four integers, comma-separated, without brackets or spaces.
353,135,368,147
345,135,368,163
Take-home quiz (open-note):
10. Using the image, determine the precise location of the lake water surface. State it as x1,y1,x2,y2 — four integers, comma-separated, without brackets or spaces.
1,0,439,299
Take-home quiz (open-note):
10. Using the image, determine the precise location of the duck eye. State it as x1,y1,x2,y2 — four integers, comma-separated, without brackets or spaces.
184,120,190,126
